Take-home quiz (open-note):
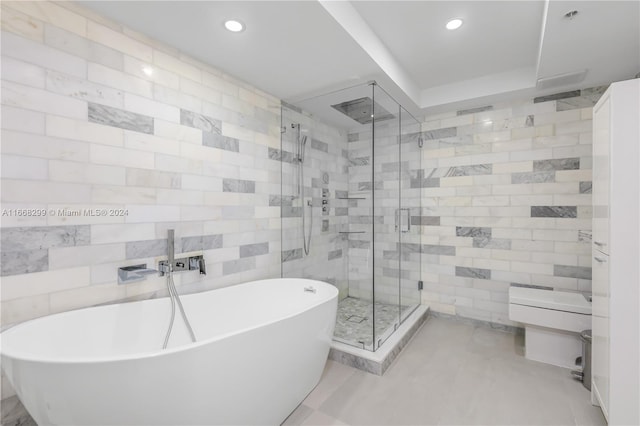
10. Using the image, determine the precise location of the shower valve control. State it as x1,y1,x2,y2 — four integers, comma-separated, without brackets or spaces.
322,188,329,214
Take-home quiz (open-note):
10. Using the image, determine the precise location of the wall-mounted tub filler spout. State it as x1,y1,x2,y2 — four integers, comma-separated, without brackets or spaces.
118,264,158,284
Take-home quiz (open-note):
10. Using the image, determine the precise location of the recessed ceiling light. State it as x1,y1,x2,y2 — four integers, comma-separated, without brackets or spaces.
446,18,463,30
224,20,245,32
142,66,154,76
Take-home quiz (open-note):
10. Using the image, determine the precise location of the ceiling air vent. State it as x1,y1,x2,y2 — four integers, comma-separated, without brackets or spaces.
536,70,588,90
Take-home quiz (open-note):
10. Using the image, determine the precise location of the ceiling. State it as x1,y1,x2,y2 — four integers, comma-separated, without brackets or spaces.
80,1,639,123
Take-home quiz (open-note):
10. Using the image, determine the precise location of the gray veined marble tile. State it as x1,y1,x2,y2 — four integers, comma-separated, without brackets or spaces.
382,250,412,261
335,190,348,198
268,147,294,163
581,85,608,98
349,156,370,166
411,216,440,226
126,239,167,259
1,225,90,252
322,220,329,232
357,181,383,190
477,238,511,249
445,164,492,177
180,235,222,252
422,244,456,256
456,105,493,116
422,127,456,140
180,109,221,134
382,161,405,173
269,195,294,206
347,133,359,142
202,132,239,152
531,206,577,218
511,171,555,184
456,266,491,280
579,181,592,194
554,265,592,280
222,178,255,193
222,257,256,275
282,248,302,262
328,249,342,260
1,395,36,426
556,96,599,111
410,177,440,188
88,103,153,134
456,226,491,239
533,158,580,171
311,138,328,153
239,242,269,258
534,90,581,103
1,249,48,276
203,234,223,250
335,208,348,216
383,267,410,279
349,240,370,249
281,207,302,218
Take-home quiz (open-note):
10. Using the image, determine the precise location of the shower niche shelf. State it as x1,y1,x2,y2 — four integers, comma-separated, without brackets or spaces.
338,231,366,234
337,197,367,200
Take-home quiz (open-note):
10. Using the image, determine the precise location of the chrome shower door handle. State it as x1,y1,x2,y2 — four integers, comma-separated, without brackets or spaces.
395,208,411,233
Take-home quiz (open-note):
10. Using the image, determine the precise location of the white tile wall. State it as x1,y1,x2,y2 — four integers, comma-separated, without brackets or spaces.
419,89,603,326
0,0,281,336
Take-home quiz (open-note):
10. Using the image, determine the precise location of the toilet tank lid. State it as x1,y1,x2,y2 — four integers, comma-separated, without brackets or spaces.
509,287,592,315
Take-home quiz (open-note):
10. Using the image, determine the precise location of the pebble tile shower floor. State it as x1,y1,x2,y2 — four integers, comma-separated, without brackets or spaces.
284,316,606,426
333,297,411,349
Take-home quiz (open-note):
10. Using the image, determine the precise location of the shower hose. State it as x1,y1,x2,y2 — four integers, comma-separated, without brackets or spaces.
162,268,197,349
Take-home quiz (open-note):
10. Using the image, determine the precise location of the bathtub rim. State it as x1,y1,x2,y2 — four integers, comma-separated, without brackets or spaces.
0,278,338,365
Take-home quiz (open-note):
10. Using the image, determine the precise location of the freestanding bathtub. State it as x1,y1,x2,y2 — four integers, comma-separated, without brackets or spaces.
0,278,338,425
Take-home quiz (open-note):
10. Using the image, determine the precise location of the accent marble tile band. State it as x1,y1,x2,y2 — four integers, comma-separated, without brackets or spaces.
88,103,153,134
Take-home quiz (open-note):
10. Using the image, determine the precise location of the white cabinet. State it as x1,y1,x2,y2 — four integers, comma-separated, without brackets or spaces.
591,78,640,425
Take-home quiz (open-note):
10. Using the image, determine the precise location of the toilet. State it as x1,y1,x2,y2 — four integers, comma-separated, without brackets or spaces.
508,286,592,369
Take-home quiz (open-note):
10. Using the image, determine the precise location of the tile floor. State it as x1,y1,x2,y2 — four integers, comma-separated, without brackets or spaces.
284,316,606,426
333,297,413,350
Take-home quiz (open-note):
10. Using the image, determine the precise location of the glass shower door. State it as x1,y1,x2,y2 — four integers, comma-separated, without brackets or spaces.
399,106,422,322
372,84,402,350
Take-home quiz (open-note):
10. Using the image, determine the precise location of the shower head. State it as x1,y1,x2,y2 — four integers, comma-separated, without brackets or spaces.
299,135,308,163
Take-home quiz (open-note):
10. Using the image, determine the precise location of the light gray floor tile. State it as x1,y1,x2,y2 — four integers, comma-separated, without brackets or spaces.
304,360,357,410
282,403,314,426
301,410,348,426
299,316,606,426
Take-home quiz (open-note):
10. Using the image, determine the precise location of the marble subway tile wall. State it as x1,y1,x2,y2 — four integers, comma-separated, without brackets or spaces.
280,104,349,295
0,1,282,417
419,87,604,326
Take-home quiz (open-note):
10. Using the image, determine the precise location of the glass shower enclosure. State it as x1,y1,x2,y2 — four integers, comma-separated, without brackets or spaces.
281,82,422,352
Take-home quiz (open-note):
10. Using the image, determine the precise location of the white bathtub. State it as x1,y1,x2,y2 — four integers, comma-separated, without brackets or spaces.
1,278,338,425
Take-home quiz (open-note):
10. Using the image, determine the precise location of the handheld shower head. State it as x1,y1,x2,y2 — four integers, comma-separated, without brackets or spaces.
300,135,308,163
